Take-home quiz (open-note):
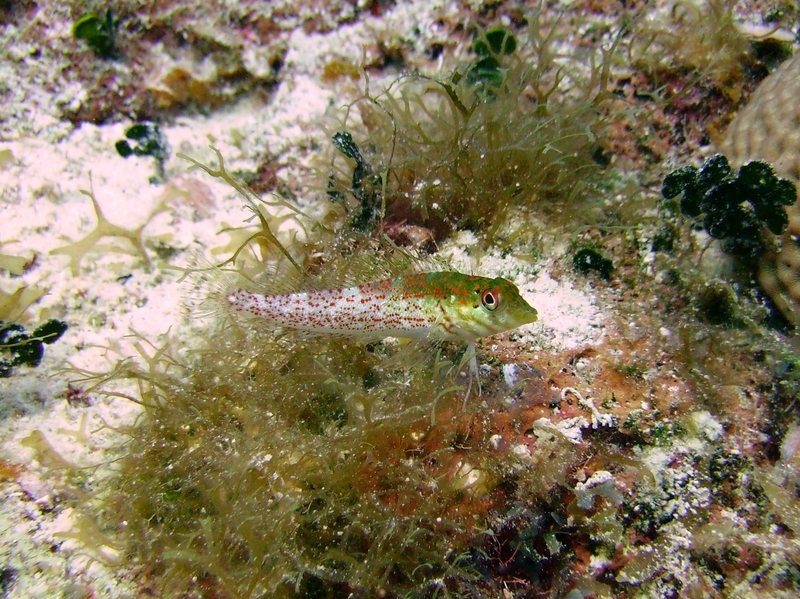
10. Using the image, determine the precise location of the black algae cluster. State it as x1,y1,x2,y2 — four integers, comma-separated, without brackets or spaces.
72,9,119,59
328,131,382,231
115,122,168,182
573,248,614,280
0,319,67,377
662,154,797,258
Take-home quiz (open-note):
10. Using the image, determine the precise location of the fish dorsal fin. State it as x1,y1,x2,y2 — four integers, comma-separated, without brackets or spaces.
253,234,448,294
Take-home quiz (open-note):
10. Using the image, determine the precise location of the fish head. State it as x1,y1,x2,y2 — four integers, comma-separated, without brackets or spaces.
437,273,538,341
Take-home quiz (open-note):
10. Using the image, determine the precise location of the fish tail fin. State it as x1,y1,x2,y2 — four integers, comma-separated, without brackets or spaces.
180,251,246,326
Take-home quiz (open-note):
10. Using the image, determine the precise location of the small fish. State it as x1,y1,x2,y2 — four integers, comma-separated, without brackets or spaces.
226,271,538,342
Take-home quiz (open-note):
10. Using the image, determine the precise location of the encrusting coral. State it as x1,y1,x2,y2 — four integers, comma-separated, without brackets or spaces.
718,53,800,324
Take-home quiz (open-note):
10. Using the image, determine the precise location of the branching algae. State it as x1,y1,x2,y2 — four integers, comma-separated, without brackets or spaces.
50,177,171,275
62,148,552,598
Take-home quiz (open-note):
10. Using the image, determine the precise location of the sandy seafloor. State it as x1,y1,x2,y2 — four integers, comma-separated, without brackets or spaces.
1,0,799,597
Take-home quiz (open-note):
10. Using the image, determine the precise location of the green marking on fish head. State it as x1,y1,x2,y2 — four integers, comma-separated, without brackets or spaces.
474,276,538,335
425,272,538,341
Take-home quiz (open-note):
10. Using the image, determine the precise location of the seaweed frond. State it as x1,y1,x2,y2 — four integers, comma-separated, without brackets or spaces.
50,176,168,274
178,147,308,273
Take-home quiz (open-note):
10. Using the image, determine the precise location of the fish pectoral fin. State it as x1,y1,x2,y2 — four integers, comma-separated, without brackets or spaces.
378,336,437,371
460,341,481,411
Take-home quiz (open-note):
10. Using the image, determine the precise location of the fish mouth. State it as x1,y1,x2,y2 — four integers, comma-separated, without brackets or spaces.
512,306,538,328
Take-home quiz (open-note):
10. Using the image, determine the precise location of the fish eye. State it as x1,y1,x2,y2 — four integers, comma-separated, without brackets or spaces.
481,288,500,311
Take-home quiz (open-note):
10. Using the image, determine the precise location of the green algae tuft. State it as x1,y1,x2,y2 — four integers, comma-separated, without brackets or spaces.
325,10,625,246
56,151,557,597
73,9,119,60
